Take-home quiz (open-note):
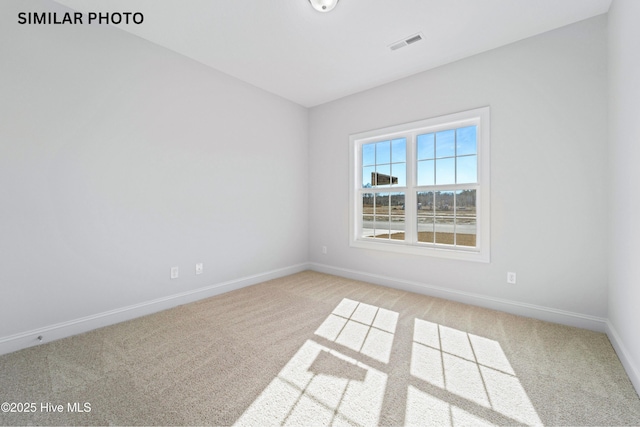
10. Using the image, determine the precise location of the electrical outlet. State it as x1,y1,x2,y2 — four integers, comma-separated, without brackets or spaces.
171,266,179,279
322,246,327,254
195,263,203,275
507,272,517,284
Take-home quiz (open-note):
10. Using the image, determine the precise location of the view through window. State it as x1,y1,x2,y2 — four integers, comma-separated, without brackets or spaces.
350,107,490,262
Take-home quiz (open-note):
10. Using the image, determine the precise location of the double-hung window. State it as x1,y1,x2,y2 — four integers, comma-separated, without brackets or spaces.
349,107,490,262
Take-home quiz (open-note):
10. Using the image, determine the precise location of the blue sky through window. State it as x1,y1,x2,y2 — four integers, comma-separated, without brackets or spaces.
363,128,474,188
362,138,407,187
416,126,477,186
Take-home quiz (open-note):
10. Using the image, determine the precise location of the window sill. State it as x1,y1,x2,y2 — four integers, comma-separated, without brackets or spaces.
350,238,490,263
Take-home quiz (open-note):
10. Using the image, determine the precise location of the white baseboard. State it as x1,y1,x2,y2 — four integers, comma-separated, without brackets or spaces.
0,263,309,357
606,320,640,395
4,262,636,395
309,262,608,332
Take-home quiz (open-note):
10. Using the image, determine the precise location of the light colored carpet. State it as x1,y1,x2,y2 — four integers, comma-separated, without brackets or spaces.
1,270,639,426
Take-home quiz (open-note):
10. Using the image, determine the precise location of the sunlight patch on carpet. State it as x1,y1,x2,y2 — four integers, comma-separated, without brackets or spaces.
235,299,542,426
408,318,542,426
406,385,495,427
234,340,386,426
314,298,398,364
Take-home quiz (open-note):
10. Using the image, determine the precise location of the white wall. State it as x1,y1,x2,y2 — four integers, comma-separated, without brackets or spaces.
607,0,640,392
0,0,308,345
309,16,609,324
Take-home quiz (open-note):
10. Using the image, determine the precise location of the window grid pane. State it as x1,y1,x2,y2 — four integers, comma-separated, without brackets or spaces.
389,193,405,241
415,190,477,248
435,130,455,158
363,139,406,189
417,133,435,160
417,125,478,187
362,192,406,240
456,126,477,156
362,193,375,238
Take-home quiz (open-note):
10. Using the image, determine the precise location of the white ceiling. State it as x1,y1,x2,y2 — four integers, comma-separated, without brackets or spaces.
54,0,611,107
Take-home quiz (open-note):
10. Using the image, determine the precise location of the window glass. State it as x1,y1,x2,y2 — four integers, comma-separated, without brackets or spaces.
456,156,477,184
455,189,477,247
456,126,477,156
391,138,406,162
376,141,391,164
435,130,455,158
435,158,455,185
417,133,434,160
363,143,376,166
363,139,406,188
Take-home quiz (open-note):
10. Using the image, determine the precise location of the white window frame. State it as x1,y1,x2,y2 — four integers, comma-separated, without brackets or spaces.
349,106,490,263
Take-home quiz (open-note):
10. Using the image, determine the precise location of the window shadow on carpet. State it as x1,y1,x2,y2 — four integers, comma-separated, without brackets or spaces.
234,298,542,426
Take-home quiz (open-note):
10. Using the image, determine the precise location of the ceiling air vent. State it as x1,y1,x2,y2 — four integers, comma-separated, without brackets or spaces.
388,32,424,51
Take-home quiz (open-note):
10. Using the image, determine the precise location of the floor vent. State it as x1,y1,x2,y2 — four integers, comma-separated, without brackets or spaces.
388,32,424,51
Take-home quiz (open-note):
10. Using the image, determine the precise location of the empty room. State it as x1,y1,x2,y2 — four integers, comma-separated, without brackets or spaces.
1,0,639,425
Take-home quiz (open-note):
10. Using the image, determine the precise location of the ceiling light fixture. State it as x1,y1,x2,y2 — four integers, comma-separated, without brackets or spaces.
308,0,339,12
